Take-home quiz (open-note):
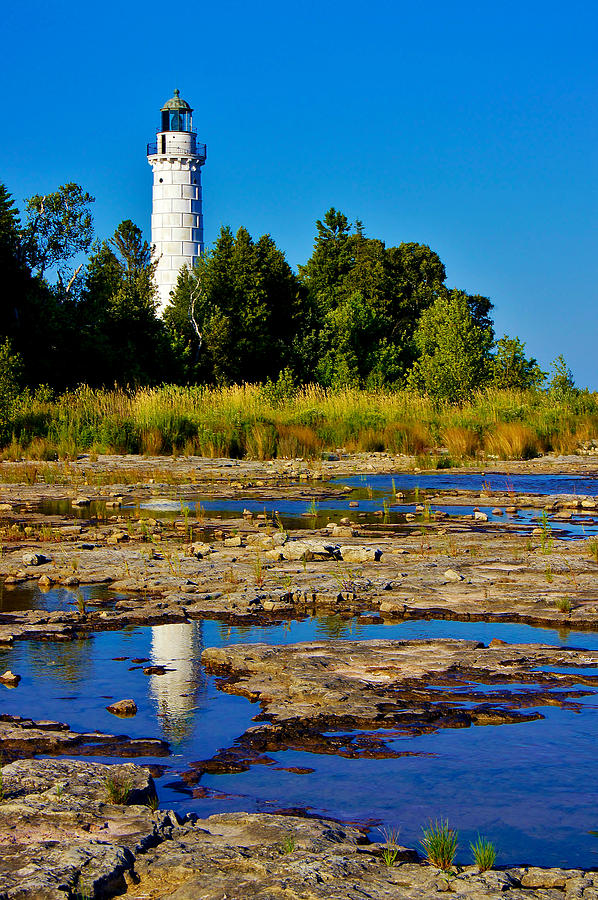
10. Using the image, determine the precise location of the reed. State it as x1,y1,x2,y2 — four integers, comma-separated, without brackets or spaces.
1,384,596,464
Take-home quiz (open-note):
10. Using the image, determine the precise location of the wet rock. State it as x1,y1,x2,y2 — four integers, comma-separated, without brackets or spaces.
473,511,489,522
0,670,20,686
492,507,504,515
106,699,138,717
72,496,91,506
143,665,168,675
0,713,168,760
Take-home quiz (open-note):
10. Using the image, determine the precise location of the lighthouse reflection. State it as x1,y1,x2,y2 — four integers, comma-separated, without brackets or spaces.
148,622,207,744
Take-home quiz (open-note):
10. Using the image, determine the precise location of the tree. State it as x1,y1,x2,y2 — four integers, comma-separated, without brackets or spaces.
548,355,577,401
164,226,306,384
492,335,546,390
76,221,168,385
0,338,23,441
22,183,94,283
408,290,493,402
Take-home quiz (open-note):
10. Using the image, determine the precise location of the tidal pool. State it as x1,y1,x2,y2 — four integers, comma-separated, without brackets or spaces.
2,615,598,868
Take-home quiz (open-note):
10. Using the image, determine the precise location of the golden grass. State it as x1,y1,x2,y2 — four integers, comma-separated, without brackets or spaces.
1,384,597,464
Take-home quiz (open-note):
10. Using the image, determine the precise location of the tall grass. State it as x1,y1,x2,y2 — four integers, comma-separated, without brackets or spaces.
2,384,597,462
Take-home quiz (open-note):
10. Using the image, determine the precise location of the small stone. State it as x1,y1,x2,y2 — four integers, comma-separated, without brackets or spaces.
143,665,167,675
331,525,355,538
107,530,129,544
473,511,488,522
72,497,91,507
489,638,508,647
38,574,53,587
106,699,138,717
444,569,464,582
22,552,51,566
349,501,359,508
492,508,504,515
0,669,21,686
224,534,243,547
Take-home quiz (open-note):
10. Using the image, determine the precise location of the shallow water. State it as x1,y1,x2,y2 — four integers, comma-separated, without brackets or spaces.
2,615,598,868
0,583,120,614
37,467,598,541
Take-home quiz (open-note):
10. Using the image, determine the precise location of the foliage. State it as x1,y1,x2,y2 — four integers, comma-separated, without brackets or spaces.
420,819,458,870
549,355,577,402
22,182,94,281
470,835,496,871
164,226,305,384
408,290,493,402
492,335,546,390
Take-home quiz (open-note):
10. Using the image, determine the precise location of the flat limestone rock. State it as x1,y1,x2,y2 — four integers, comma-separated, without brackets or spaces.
0,713,168,761
200,638,598,758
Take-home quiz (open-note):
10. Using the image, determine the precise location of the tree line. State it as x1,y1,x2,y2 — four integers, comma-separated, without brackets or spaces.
1,181,566,403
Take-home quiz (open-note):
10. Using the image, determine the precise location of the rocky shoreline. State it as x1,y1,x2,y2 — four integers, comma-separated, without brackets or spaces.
1,758,597,899
2,452,598,897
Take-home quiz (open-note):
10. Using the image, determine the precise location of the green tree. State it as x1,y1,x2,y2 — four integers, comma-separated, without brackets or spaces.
22,183,94,282
548,354,577,401
0,338,23,441
408,289,493,402
492,335,546,390
76,221,168,385
165,226,305,384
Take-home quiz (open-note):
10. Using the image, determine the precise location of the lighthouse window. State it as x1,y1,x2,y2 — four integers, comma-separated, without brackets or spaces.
159,178,163,183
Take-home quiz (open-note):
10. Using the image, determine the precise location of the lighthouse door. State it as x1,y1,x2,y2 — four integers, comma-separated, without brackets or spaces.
161,134,166,154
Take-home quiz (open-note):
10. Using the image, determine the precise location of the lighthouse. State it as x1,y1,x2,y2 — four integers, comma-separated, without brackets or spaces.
147,90,207,311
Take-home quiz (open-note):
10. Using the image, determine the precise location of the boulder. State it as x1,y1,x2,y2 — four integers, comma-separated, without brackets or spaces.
0,669,20,686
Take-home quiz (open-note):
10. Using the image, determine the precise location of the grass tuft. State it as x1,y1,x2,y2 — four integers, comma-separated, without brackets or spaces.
420,819,458,870
104,770,132,805
470,834,496,871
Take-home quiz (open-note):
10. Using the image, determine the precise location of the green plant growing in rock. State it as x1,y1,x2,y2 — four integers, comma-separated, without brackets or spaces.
539,510,553,554
588,539,598,564
146,792,159,811
252,552,266,588
383,498,390,524
104,771,132,804
555,597,572,613
281,834,296,854
380,827,401,867
470,835,496,871
73,591,86,616
330,562,358,595
420,819,458,871
306,497,318,516
545,566,553,583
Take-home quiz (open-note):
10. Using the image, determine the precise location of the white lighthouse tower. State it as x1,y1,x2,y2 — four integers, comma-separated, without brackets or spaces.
147,89,207,311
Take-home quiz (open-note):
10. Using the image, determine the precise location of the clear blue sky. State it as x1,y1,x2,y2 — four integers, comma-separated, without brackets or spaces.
2,0,596,386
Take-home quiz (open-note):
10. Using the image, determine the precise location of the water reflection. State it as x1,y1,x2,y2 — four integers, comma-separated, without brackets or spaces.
149,622,207,744
26,635,94,684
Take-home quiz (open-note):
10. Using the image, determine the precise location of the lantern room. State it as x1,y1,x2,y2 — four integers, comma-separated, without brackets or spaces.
160,89,193,132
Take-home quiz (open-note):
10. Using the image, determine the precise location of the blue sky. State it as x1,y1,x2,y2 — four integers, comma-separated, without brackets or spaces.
2,0,597,386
